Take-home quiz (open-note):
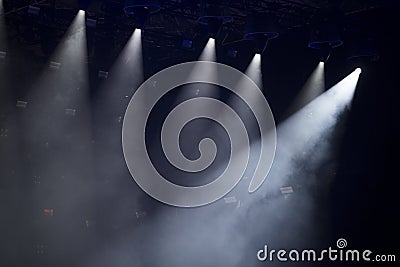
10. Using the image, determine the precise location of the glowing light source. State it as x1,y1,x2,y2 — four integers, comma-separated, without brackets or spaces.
50,10,87,69
199,38,216,62
245,53,262,89
26,9,92,227
107,27,143,84
181,37,218,101
260,67,362,211
97,27,143,104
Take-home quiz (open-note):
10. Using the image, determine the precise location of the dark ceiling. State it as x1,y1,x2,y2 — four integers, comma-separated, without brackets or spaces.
1,0,394,61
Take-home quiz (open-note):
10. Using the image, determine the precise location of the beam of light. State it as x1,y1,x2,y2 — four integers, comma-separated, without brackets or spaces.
93,27,143,190
226,68,361,257
198,37,216,62
26,9,89,109
222,53,263,131
285,61,325,117
182,37,218,103
208,52,266,195
187,37,217,83
224,53,263,110
245,53,262,89
23,9,92,231
103,28,143,93
86,69,362,267
51,9,87,76
269,68,361,190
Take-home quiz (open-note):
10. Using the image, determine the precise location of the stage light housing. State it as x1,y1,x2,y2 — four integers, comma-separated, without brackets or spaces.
124,0,160,28
347,32,379,63
197,3,233,38
243,14,280,54
308,21,343,50
124,0,160,15
243,14,280,41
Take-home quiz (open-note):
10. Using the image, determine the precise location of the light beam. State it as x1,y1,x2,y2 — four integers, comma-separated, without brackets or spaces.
199,38,216,62
285,61,325,117
104,28,143,93
271,68,361,189
245,53,262,88
17,10,93,252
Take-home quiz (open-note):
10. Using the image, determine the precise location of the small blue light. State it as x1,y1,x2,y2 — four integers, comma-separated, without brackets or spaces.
182,39,193,49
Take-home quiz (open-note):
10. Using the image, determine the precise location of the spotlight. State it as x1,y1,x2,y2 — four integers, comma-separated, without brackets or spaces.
78,0,92,11
124,0,160,28
355,68,362,74
308,15,343,62
197,2,232,38
243,53,262,88
243,14,280,54
198,37,216,61
308,21,343,49
318,44,332,62
347,32,379,63
124,0,161,15
284,61,325,118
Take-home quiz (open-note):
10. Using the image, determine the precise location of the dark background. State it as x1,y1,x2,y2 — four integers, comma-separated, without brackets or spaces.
0,1,399,266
